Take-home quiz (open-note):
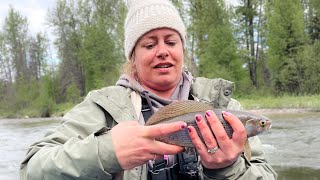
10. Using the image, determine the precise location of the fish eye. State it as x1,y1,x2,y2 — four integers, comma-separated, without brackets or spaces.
260,120,266,127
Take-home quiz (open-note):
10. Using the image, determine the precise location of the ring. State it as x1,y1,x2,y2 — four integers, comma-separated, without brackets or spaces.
149,154,157,168
207,146,219,154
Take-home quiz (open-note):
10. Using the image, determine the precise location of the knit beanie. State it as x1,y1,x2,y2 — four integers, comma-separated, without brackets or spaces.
124,0,187,60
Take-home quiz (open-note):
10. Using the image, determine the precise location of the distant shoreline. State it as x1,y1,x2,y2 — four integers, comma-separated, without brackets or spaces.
247,108,318,115
1,108,319,120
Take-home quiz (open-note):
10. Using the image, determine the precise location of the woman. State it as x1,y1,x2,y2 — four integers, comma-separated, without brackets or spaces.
20,0,277,179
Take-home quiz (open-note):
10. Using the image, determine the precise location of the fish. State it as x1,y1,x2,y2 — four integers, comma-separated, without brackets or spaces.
145,100,272,148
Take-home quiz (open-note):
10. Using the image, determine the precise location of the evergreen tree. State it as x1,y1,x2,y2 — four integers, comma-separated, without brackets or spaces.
79,0,126,92
48,0,126,98
266,0,307,93
235,0,259,87
305,0,320,42
189,0,245,83
48,0,86,98
3,6,29,83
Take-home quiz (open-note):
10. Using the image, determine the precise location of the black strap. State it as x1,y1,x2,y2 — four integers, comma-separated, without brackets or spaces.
142,97,199,180
177,149,199,179
142,98,153,122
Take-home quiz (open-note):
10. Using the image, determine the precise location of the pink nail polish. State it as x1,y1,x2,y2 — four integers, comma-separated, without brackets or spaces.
223,111,231,116
181,123,186,129
196,114,201,122
206,111,212,117
187,127,192,133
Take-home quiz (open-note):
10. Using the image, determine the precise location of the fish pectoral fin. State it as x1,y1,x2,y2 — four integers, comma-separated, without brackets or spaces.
244,140,252,160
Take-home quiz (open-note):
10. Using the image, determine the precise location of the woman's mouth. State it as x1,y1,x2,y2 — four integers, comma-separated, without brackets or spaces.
154,63,173,69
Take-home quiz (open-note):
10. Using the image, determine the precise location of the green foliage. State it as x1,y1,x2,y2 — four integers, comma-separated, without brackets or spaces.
2,0,320,118
47,0,126,96
266,0,307,94
65,82,81,104
79,1,124,92
238,94,320,110
190,0,246,84
3,6,29,81
298,43,320,94
32,74,59,117
306,0,320,42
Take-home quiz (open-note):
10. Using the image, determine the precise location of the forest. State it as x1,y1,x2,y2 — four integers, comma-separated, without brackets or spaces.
0,0,319,117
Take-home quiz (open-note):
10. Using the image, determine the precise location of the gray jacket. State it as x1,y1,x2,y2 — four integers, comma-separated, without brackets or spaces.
20,77,277,179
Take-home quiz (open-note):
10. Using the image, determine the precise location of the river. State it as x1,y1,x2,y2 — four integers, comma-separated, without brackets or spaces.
1,112,320,180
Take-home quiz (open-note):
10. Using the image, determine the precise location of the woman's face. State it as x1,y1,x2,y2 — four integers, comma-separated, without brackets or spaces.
133,28,184,93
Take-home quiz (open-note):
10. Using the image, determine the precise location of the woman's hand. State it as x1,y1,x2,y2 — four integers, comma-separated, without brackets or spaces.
111,121,187,170
188,110,247,169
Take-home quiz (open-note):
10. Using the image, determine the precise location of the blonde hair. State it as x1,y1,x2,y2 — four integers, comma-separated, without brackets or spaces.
122,53,137,78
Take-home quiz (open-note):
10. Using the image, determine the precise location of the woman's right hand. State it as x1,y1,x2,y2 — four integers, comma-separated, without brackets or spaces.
110,121,187,170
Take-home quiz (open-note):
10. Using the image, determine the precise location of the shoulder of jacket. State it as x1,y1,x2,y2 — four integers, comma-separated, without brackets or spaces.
192,77,234,88
84,86,136,122
87,86,132,100
191,77,235,108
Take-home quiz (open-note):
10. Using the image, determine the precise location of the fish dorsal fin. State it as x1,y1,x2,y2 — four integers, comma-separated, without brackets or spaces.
146,100,213,125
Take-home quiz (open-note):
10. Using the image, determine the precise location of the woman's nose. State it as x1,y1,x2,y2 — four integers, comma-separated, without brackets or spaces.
156,43,169,59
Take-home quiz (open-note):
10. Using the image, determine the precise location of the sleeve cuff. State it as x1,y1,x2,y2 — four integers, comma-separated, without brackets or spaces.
95,127,123,174
202,156,246,179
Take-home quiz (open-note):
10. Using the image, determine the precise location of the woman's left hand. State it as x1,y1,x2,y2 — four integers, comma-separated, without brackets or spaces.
187,110,247,169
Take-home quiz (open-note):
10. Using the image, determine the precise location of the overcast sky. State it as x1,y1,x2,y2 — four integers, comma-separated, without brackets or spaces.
0,0,56,35
0,0,58,64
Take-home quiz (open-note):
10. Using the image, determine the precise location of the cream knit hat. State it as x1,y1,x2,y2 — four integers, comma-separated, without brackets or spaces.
124,0,187,60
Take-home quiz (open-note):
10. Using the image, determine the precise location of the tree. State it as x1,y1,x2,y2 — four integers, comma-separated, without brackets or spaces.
266,0,307,93
48,0,86,97
305,0,320,42
170,0,199,76
79,0,126,92
236,0,259,87
28,32,48,81
189,0,245,83
3,6,29,83
48,0,126,98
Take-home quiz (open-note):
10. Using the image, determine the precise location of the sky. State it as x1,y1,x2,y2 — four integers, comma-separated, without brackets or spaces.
0,0,56,35
0,0,58,63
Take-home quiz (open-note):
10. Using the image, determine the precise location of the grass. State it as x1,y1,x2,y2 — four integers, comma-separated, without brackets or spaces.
1,94,320,118
237,94,320,110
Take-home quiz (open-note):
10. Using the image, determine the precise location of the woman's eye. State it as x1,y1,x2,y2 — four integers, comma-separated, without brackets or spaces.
144,43,155,49
167,41,176,46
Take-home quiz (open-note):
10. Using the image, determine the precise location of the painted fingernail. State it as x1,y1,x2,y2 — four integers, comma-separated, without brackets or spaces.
187,127,192,133
223,111,231,116
181,123,187,129
206,110,212,117
196,114,202,122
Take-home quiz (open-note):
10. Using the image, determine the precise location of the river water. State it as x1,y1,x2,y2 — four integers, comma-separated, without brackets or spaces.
1,112,320,180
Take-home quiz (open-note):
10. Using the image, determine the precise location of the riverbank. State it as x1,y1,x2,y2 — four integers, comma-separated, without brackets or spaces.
1,94,319,118
237,94,320,112
247,108,317,115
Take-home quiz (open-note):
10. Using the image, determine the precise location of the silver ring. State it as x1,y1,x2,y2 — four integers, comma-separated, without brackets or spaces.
207,146,219,154
149,154,157,168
